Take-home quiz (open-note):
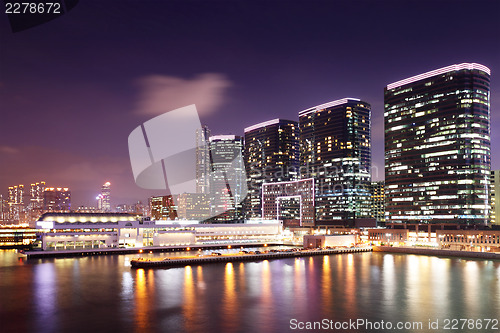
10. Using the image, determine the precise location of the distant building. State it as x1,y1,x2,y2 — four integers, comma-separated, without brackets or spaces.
196,126,212,194
176,193,211,220
370,181,385,224
7,185,24,223
43,187,71,212
97,181,111,212
0,195,8,224
385,63,491,226
244,119,299,219
491,170,500,225
299,98,373,226
29,181,45,221
150,195,178,221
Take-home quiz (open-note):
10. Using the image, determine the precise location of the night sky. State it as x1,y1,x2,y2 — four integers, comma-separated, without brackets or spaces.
1,0,499,207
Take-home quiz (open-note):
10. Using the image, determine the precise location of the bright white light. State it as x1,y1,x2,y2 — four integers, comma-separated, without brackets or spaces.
387,63,490,90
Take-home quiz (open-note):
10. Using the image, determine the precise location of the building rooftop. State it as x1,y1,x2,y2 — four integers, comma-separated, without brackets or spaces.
38,212,138,222
244,118,296,133
299,98,361,116
386,63,491,90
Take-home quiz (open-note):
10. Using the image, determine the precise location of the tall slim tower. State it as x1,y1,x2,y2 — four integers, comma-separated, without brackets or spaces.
244,119,299,219
299,98,372,226
196,126,212,194
100,182,111,212
29,181,45,220
384,63,491,226
8,185,24,223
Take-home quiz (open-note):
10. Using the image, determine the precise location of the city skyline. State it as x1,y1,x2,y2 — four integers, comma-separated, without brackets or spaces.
1,0,499,207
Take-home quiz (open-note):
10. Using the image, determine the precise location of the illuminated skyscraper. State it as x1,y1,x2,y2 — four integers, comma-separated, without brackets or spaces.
196,126,212,194
299,98,372,226
208,135,245,222
384,63,491,226
244,119,299,219
97,182,111,212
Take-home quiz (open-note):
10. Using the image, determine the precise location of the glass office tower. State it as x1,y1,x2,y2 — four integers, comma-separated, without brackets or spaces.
208,135,246,222
299,98,372,225
384,63,491,226
244,119,299,219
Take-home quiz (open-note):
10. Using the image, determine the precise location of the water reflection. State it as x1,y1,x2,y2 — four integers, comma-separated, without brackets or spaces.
293,258,306,315
463,261,480,317
1,250,499,333
182,266,197,332
134,268,153,332
222,262,238,332
321,256,332,313
33,263,57,333
344,254,356,317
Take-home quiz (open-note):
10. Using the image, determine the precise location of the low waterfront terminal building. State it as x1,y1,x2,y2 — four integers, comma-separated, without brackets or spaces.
34,213,282,251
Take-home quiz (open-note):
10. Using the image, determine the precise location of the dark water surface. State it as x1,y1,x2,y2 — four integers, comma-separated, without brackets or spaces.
0,249,499,333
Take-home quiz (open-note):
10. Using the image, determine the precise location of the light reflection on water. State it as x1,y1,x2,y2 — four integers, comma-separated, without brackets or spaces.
0,250,499,333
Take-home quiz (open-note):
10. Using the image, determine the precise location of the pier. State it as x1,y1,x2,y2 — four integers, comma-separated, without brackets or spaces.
130,247,372,268
23,242,282,259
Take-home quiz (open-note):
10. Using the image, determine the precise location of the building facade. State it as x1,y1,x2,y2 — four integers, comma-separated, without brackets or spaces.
34,213,281,250
43,187,71,212
196,126,212,194
370,181,385,224
150,195,178,220
491,170,500,225
261,178,315,227
208,135,246,222
7,185,25,223
299,98,372,226
97,181,111,212
244,119,299,219
385,63,491,226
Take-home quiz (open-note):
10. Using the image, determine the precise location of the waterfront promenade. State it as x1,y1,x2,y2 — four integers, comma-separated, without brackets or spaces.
373,246,500,260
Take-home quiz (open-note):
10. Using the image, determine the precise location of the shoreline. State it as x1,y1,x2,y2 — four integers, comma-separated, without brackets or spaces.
373,246,500,260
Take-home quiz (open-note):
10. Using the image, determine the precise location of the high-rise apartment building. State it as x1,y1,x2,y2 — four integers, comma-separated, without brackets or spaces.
29,181,45,220
384,63,491,226
8,185,24,223
244,119,299,219
43,187,71,212
370,181,385,224
196,126,212,194
299,98,372,226
209,135,246,222
491,170,500,225
0,195,7,224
